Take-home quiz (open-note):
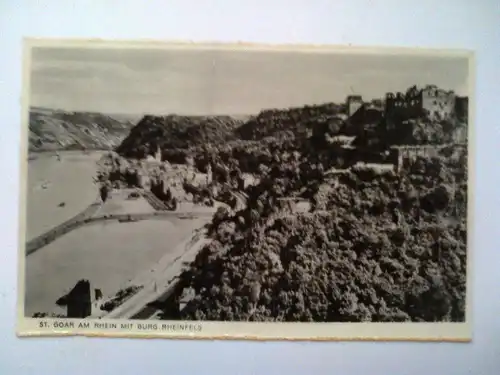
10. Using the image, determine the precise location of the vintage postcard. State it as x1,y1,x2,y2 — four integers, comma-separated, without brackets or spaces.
17,39,474,341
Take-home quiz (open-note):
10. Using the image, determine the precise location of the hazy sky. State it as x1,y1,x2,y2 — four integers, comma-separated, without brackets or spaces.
30,46,470,116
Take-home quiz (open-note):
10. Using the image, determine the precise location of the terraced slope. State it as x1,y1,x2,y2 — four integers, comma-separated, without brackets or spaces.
29,107,137,151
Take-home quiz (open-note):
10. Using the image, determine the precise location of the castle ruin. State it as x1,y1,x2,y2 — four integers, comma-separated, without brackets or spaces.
385,85,458,122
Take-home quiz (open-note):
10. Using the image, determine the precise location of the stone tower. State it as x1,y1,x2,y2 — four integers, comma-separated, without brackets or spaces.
155,146,162,162
65,279,92,318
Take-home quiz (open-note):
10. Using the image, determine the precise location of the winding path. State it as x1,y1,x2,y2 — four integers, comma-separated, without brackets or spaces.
232,191,248,210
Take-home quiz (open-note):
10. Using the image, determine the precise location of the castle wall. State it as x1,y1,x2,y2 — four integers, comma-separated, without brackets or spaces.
276,198,311,213
390,145,465,173
452,125,468,144
385,86,461,123
385,91,424,122
455,96,469,122
421,86,455,120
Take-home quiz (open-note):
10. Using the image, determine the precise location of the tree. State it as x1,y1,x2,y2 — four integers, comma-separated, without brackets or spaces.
99,184,110,203
171,197,178,211
165,187,173,202
214,206,230,223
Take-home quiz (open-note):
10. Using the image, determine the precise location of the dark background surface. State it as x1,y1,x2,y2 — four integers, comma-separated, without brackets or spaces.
1,1,499,374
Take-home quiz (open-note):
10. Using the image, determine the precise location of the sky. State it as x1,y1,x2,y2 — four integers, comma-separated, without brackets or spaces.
29,46,470,116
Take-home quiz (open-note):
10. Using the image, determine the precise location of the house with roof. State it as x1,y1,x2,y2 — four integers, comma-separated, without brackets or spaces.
343,102,385,148
346,95,364,117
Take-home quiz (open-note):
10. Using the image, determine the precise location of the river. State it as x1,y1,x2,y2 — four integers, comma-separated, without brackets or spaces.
25,151,105,242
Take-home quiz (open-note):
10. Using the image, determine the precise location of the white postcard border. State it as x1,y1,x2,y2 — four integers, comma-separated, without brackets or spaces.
16,38,475,341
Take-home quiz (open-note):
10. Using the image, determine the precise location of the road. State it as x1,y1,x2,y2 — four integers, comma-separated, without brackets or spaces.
232,191,248,210
99,190,250,320
97,229,211,320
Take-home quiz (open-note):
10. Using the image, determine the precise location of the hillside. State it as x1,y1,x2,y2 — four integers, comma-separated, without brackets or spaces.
115,114,245,158
114,92,467,169
115,103,346,159
235,102,344,141
178,148,468,322
29,107,137,151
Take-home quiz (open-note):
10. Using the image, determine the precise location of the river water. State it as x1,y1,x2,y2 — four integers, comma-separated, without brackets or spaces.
24,151,105,241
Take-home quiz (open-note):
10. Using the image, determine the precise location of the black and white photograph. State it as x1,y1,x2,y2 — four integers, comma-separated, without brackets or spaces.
17,40,473,340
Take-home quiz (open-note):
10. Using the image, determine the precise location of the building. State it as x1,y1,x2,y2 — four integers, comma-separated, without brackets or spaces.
276,197,311,213
155,146,162,162
346,95,363,117
389,145,438,173
454,96,469,122
385,86,424,121
206,164,213,185
348,105,384,131
56,279,93,318
145,146,163,164
137,170,150,188
341,104,385,148
421,85,456,120
370,99,384,111
452,125,467,144
385,85,457,122
389,144,467,173
241,173,259,189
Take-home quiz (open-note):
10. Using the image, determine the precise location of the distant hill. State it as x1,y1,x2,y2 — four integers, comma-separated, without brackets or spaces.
115,114,245,158
235,102,344,141
29,107,138,152
115,103,347,159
